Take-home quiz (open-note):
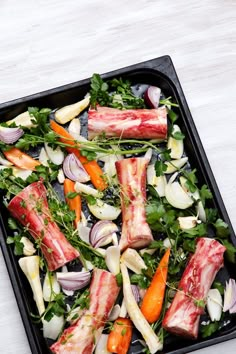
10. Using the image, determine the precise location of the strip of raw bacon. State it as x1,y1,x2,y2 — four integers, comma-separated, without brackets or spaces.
50,268,120,354
88,106,167,140
162,238,226,339
8,180,80,271
116,157,153,251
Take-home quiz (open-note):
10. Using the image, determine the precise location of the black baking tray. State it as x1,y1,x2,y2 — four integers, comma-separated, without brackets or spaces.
0,55,236,354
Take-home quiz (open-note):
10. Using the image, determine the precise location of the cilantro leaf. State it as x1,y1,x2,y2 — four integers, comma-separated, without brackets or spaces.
214,218,230,238
200,184,213,206
172,131,185,140
200,321,220,338
155,160,167,176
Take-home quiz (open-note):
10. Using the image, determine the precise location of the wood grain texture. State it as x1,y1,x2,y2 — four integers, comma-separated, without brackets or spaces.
0,0,236,353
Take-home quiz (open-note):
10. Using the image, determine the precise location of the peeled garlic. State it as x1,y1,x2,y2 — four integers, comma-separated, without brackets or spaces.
178,216,198,230
39,147,50,167
20,237,36,256
164,157,188,174
167,125,184,159
57,168,65,184
55,96,90,124
68,118,81,139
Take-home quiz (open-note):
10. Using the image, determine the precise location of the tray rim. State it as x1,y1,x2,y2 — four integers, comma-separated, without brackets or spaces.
0,55,235,354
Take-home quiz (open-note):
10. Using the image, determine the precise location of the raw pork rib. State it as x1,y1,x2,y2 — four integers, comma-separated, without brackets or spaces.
8,180,80,271
50,268,120,354
162,238,226,338
116,157,153,251
88,106,167,140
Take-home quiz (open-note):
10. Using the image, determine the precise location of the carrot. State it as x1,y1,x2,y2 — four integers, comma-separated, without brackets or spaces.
50,120,107,191
3,147,41,171
64,178,81,226
140,248,171,323
107,317,132,354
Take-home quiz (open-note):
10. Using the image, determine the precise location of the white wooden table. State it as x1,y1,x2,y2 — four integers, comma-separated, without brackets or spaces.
0,1,236,353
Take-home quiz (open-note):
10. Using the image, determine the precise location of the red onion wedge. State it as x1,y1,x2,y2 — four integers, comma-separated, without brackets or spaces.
131,285,141,303
0,126,24,144
144,86,161,109
90,220,119,248
56,271,91,291
63,153,90,182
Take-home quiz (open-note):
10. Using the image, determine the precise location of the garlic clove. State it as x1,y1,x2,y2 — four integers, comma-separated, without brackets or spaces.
39,147,50,167
57,168,65,184
68,118,81,139
20,236,36,256
178,216,198,230
165,176,193,210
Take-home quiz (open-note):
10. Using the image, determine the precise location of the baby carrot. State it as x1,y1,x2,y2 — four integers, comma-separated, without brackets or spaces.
64,178,81,226
107,317,133,354
3,147,41,171
50,120,107,191
140,248,171,323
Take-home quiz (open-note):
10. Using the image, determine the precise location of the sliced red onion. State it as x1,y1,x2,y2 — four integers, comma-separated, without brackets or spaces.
0,126,24,144
223,278,236,312
56,271,91,291
144,86,161,108
131,285,141,303
89,220,119,248
63,153,90,182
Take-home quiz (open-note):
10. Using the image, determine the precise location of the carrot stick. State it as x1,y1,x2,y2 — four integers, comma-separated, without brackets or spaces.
107,317,133,354
50,120,107,191
3,148,41,171
64,178,81,226
140,248,171,323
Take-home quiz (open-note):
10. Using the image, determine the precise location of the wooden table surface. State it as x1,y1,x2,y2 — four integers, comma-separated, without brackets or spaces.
0,1,236,353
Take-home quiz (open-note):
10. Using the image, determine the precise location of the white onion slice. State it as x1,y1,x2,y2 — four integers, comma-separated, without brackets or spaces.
167,125,184,159
108,304,121,321
43,314,64,340
43,273,60,302
207,288,222,321
95,334,111,354
165,174,193,209
77,223,91,244
39,147,50,167
74,181,102,197
147,164,167,197
90,220,118,248
6,111,36,128
164,157,188,174
88,199,121,220
12,167,32,180
0,155,13,166
63,153,90,182
144,148,153,162
45,143,64,165
105,246,120,275
0,126,24,144
68,118,81,139
56,271,91,291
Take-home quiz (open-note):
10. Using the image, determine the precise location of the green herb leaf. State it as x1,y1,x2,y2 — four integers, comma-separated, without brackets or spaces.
116,273,123,287
155,160,167,176
214,219,230,238
130,273,150,289
200,321,220,338
172,131,185,140
66,192,79,199
213,281,224,295
200,184,213,206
